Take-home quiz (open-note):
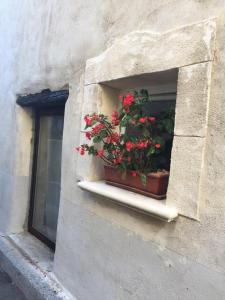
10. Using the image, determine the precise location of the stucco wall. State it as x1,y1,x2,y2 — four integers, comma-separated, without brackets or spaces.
1,1,225,299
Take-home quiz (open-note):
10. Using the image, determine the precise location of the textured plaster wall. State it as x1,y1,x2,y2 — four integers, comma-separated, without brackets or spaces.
1,1,225,299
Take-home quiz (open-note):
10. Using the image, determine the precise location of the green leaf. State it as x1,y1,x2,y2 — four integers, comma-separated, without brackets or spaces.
130,136,137,143
140,173,147,186
118,101,123,116
120,119,127,127
120,161,127,170
164,119,174,134
93,136,102,143
143,128,150,137
147,147,155,156
140,89,149,98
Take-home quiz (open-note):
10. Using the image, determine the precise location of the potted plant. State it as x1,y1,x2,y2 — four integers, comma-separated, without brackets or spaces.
76,89,175,199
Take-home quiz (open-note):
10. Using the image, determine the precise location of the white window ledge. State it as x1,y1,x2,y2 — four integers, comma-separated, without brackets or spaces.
78,181,178,222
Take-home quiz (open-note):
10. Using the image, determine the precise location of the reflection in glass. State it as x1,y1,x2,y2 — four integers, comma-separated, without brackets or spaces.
32,115,64,243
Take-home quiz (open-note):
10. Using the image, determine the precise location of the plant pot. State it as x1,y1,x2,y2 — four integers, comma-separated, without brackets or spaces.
104,165,169,200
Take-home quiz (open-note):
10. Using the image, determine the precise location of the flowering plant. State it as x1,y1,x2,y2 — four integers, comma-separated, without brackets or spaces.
76,89,174,184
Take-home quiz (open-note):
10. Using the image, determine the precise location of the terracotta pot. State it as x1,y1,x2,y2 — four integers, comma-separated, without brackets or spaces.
104,165,169,200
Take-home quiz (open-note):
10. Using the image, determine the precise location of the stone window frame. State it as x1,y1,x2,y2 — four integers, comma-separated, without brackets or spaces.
77,20,216,220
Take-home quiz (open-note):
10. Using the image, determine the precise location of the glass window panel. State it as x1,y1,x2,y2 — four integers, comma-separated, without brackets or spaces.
32,114,64,244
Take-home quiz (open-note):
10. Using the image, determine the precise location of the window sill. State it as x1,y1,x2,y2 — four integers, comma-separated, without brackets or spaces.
78,180,178,222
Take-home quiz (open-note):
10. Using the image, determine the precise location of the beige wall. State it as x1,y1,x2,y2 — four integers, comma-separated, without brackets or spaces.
1,1,225,299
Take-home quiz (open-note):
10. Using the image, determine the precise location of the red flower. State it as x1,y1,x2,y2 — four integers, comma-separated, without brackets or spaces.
92,113,98,121
119,94,123,101
126,141,134,152
92,123,105,135
136,140,148,149
112,111,118,119
84,113,99,126
108,133,120,143
116,148,121,154
149,117,156,123
112,157,122,164
123,93,134,108
155,143,161,149
139,117,147,123
97,149,104,157
85,132,91,140
116,155,123,164
77,146,85,155
84,114,92,126
139,142,146,149
76,146,85,155
127,156,131,162
131,171,137,177
111,110,119,126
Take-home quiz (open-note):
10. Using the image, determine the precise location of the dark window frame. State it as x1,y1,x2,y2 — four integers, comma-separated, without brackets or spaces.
28,106,65,250
17,89,68,250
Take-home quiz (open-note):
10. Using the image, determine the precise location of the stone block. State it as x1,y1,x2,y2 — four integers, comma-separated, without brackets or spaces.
175,92,208,137
174,63,212,137
85,20,216,85
76,84,119,181
166,136,205,219
76,84,104,181
177,62,212,95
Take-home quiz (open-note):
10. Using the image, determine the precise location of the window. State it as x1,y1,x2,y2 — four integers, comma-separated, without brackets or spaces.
17,89,68,248
78,21,215,220
29,107,64,249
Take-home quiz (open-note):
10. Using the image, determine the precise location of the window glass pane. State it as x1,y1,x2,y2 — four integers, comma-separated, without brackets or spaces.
32,114,64,243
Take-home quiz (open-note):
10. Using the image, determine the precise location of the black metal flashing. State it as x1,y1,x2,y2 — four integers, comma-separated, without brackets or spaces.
17,89,69,108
